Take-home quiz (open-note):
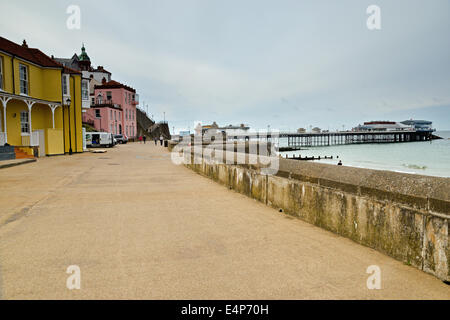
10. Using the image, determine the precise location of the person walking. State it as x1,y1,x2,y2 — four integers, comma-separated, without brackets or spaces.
154,137,157,146
138,135,143,144
160,135,163,146
143,135,147,144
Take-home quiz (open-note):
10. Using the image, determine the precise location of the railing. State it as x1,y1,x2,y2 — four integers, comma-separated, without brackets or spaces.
93,99,122,109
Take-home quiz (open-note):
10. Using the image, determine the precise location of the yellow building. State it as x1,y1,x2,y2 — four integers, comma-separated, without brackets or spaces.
0,36,84,156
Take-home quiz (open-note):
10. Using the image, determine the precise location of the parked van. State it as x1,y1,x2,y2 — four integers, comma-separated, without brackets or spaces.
85,132,116,148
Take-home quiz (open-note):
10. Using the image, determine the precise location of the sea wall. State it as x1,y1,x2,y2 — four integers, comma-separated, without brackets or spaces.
182,148,450,282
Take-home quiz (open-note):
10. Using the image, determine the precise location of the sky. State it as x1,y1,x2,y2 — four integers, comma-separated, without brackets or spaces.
1,0,449,132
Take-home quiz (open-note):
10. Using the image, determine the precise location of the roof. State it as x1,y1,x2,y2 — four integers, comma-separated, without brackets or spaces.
62,65,82,75
401,120,432,125
53,54,79,68
94,80,136,93
92,66,112,74
0,36,62,68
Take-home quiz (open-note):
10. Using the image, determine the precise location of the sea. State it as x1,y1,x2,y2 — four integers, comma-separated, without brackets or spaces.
278,131,450,178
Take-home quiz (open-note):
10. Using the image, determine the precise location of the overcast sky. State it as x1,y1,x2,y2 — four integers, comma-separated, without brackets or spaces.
1,0,449,131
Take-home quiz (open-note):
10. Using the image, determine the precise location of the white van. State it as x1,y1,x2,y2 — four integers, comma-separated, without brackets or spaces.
85,132,116,148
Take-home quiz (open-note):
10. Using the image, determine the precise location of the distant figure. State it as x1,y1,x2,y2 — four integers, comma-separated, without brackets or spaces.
138,135,143,143
143,135,147,144
338,160,342,166
154,137,157,145
160,135,163,146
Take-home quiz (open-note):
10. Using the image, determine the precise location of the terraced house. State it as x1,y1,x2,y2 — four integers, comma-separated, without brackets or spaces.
0,36,86,159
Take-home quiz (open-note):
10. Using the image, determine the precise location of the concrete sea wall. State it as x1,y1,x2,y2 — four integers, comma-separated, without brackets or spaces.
181,148,449,282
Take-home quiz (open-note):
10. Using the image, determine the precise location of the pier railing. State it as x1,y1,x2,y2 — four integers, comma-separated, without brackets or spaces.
221,130,434,148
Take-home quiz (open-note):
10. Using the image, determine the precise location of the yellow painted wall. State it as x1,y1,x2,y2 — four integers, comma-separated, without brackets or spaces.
63,74,83,153
0,53,13,93
0,49,82,154
45,128,64,155
5,100,28,146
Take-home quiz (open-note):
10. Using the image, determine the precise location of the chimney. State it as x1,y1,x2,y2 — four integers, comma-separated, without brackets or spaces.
22,40,28,48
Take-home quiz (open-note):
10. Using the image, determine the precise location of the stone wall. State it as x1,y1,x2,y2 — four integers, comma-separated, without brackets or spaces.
183,150,449,282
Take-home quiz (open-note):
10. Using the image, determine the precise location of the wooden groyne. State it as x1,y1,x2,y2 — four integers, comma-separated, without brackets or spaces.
285,154,334,161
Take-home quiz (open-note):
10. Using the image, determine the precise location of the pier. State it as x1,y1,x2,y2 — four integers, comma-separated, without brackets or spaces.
226,130,437,148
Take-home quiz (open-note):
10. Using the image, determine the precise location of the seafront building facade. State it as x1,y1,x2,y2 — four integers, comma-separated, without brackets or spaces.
83,80,138,138
0,36,84,156
56,45,139,139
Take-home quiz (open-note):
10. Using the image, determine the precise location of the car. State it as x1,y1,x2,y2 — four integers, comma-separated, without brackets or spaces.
114,134,128,144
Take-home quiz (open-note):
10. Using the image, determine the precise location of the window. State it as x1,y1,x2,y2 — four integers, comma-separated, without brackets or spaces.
110,110,112,118
62,75,68,96
91,97,95,105
20,111,29,134
106,91,112,101
82,80,89,100
0,56,3,90
95,109,101,118
19,64,28,95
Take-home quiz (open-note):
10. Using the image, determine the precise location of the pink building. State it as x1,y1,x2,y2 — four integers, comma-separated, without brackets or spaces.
83,80,138,139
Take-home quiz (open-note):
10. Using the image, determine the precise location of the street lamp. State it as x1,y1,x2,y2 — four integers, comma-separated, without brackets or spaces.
65,97,72,155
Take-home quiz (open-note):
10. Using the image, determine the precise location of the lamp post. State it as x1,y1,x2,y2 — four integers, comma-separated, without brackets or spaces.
66,97,72,155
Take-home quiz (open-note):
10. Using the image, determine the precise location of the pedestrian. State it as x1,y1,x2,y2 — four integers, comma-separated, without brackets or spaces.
139,135,143,144
338,160,342,166
143,135,147,144
154,137,157,145
160,135,163,146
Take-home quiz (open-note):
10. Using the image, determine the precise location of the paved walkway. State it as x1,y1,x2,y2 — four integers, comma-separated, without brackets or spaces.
0,158,36,170
0,143,448,299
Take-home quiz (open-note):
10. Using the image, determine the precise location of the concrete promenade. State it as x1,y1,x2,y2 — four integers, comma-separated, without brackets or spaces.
0,143,448,299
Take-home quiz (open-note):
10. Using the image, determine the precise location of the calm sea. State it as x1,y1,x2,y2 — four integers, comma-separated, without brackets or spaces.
279,131,450,178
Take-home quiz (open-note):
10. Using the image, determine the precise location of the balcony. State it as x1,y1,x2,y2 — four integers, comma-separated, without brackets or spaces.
92,99,122,110
132,94,139,105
